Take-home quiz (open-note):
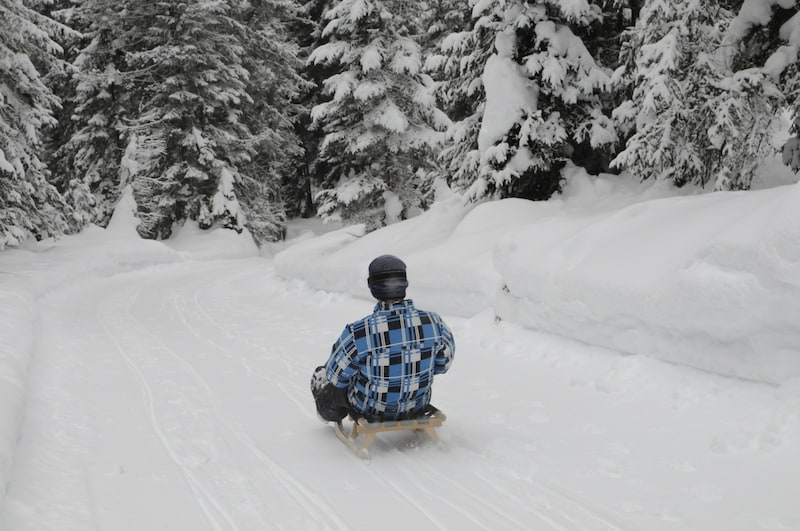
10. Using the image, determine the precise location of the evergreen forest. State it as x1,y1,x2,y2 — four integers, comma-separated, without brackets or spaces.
2,0,799,248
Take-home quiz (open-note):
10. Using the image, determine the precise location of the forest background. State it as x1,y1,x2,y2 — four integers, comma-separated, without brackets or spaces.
2,0,800,249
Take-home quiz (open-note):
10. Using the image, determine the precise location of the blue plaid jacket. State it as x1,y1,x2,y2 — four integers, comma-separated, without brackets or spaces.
325,299,455,420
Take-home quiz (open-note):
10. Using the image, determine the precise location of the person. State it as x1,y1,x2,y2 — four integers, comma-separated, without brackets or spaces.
311,254,455,422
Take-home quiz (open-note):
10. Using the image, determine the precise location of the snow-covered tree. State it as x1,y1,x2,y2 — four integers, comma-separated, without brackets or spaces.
119,0,258,240
704,69,782,190
308,0,450,229
0,0,76,248
612,0,778,190
424,2,487,195
724,2,800,178
443,0,614,201
48,0,134,228
291,0,342,219
49,0,304,243
418,0,470,55
233,0,310,241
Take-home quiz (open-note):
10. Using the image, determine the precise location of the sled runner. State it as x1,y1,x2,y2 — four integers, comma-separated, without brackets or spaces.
334,405,446,459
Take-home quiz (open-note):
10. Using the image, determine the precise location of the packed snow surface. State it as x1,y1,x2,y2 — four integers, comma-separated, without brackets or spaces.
1,169,799,530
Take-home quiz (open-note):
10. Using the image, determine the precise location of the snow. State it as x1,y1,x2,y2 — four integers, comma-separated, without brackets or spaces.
353,80,385,101
360,46,382,73
727,0,800,77
374,101,409,133
761,11,800,78
382,190,404,224
0,147,15,175
389,40,421,75
478,31,538,152
729,0,798,40
1,167,800,530
211,167,246,229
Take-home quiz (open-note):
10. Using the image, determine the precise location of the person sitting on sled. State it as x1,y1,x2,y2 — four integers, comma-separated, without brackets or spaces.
311,254,455,422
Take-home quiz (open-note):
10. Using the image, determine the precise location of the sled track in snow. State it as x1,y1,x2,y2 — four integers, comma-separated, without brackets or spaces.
211,265,634,531
97,271,350,531
96,262,636,531
179,267,315,420
179,268,483,530
99,286,241,531
167,277,349,530
380,446,631,531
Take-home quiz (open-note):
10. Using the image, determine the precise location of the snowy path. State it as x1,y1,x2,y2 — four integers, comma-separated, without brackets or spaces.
3,258,799,531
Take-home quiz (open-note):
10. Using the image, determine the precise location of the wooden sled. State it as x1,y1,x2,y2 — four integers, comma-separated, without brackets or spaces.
334,405,446,459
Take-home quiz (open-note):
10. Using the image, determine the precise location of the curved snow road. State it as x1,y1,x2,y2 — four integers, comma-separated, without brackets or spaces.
3,258,798,531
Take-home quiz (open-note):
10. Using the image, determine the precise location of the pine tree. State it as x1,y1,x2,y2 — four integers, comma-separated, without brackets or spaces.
425,3,490,197
724,3,800,179
612,0,777,190
292,0,338,219
48,0,133,229
119,0,260,240
0,0,76,248
307,0,450,229
234,0,310,241
436,0,614,202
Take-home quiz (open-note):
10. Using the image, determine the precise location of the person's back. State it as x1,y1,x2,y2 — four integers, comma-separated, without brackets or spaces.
327,298,453,420
311,255,455,422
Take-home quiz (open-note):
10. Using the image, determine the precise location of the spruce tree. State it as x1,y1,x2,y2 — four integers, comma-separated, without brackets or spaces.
293,0,337,219
725,3,800,178
612,0,777,190
425,4,490,198
48,0,133,229
436,0,614,202
234,0,310,241
307,0,449,229
0,0,75,248
120,0,259,240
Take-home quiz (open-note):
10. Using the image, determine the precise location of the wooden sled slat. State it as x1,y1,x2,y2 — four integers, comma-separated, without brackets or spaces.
335,406,446,459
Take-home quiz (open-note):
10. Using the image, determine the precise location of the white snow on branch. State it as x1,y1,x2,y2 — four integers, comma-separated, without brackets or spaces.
729,0,797,40
308,41,351,65
558,0,602,24
361,46,383,72
390,39,421,75
375,101,408,133
211,167,245,229
0,148,15,175
348,0,374,22
353,80,385,101
764,45,799,77
762,11,800,77
478,32,538,152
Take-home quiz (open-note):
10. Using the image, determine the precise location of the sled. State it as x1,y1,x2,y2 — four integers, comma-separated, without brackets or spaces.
334,405,446,459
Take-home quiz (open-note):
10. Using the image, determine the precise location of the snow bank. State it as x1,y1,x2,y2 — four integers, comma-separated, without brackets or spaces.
275,192,505,316
496,182,800,384
0,217,258,506
276,168,800,385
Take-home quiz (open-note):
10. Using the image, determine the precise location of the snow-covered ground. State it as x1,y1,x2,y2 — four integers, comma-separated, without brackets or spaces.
1,169,799,530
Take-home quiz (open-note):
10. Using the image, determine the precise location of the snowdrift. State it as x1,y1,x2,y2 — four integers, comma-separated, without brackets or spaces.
275,170,800,386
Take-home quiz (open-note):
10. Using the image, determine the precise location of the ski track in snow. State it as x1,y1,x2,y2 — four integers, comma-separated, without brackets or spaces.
97,265,350,531
4,258,799,531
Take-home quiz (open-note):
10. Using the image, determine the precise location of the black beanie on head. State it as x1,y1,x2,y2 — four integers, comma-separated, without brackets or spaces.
367,254,408,300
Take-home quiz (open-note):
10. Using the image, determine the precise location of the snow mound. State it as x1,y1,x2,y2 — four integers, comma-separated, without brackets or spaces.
276,170,800,384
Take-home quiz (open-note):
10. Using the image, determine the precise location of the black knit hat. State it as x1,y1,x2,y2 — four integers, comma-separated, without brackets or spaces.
367,254,408,300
